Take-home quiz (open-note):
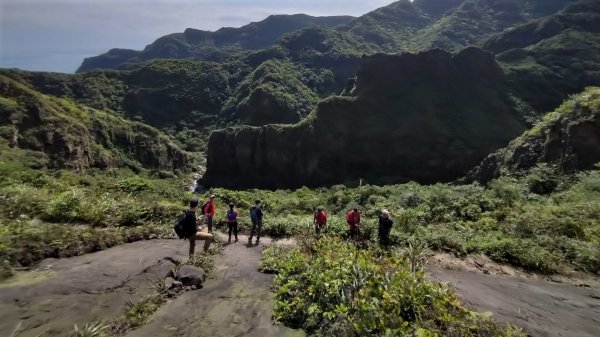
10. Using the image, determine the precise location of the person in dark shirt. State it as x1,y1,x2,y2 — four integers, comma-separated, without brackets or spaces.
378,209,393,247
184,198,213,257
226,203,239,243
249,200,264,245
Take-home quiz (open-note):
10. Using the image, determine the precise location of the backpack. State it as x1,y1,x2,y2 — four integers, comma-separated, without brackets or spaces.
174,211,195,239
250,206,258,222
201,201,211,215
227,209,237,222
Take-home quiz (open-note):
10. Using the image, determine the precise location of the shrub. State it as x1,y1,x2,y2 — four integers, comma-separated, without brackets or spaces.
269,237,524,336
43,188,86,222
525,164,559,195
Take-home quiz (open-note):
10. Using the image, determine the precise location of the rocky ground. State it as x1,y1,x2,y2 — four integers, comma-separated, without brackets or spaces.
0,237,598,337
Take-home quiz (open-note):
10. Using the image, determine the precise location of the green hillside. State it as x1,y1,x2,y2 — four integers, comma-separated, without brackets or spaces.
0,74,189,172
468,86,600,185
489,0,600,111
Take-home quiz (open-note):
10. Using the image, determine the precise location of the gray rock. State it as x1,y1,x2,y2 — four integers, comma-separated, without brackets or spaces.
171,280,183,289
157,260,176,279
176,265,206,288
164,277,175,289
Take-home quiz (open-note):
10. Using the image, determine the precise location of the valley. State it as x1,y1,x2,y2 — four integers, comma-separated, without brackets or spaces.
1,0,599,336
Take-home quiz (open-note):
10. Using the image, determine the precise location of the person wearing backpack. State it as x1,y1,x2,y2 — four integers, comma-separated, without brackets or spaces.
347,208,361,240
174,198,213,257
226,203,239,243
378,209,393,247
313,206,327,234
248,200,264,245
202,194,217,233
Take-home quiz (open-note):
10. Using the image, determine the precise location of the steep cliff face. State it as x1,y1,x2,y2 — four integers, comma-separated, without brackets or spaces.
467,87,600,184
0,75,188,171
203,48,528,189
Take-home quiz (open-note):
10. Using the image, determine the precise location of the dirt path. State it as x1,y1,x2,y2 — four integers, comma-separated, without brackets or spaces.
123,234,303,337
430,267,600,337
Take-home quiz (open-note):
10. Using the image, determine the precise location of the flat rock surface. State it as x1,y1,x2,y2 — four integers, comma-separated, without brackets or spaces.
0,239,187,337
429,267,600,337
124,234,304,337
2,236,598,337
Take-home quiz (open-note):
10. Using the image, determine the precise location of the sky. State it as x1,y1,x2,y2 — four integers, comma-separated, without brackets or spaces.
0,0,395,73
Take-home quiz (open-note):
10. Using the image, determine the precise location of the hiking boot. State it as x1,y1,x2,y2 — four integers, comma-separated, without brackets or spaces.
248,237,252,244
234,238,239,243
228,238,231,244
255,239,260,245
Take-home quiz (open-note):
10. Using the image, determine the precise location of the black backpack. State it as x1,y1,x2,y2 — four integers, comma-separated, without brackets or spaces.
174,211,195,239
200,201,211,215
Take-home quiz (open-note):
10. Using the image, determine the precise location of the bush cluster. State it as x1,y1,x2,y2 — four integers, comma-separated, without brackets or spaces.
206,170,600,274
260,238,525,337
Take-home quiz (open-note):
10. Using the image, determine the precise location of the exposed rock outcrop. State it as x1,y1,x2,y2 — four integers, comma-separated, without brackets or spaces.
467,87,600,184
203,48,528,189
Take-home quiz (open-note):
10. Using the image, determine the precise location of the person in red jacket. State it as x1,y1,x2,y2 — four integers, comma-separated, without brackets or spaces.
347,208,361,240
313,206,327,234
203,194,216,233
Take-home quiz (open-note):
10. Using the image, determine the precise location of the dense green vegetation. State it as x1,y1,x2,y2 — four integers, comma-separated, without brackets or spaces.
209,165,600,274
0,74,189,171
259,239,525,336
219,59,323,125
491,0,600,111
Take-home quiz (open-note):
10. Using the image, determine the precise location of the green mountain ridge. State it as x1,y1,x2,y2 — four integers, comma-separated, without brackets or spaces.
490,0,600,111
0,74,189,172
203,48,528,189
77,14,354,72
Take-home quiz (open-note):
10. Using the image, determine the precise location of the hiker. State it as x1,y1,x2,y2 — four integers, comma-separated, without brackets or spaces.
313,206,327,234
249,200,264,245
178,198,213,257
226,203,239,243
347,208,361,240
202,194,216,233
378,209,393,246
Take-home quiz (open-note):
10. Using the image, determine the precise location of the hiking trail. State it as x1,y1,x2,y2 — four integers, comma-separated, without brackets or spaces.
0,236,598,337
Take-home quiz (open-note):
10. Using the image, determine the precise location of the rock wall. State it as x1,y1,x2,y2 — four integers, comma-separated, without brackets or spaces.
203,48,528,189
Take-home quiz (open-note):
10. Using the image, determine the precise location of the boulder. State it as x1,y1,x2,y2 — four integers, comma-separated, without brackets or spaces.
147,260,175,279
176,265,206,288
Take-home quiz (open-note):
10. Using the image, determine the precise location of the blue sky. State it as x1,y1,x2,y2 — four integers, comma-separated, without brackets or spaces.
0,0,395,73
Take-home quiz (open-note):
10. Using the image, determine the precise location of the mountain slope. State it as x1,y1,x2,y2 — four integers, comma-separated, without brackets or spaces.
203,48,528,189
0,75,189,171
488,0,600,112
219,59,322,125
467,87,600,184
77,14,354,72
